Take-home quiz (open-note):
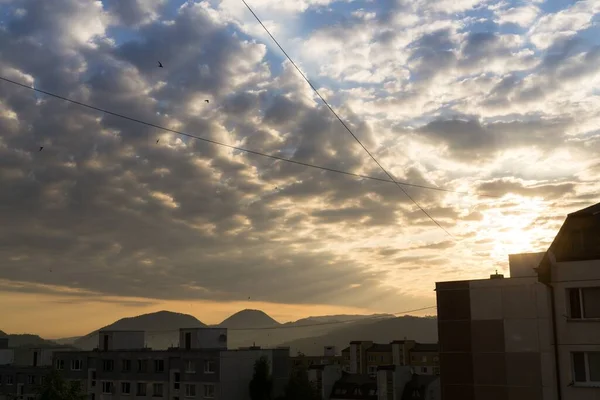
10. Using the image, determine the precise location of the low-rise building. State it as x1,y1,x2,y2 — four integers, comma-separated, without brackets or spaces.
290,346,343,371
53,328,289,400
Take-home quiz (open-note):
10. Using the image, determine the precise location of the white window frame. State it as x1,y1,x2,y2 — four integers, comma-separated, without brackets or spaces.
27,375,35,385
6,375,14,385
101,382,113,394
121,382,131,395
185,384,196,398
571,352,600,386
185,361,195,373
71,359,82,371
203,361,215,374
567,287,600,319
203,384,214,399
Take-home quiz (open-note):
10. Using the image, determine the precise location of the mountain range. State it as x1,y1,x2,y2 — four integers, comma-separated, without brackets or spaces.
2,309,437,355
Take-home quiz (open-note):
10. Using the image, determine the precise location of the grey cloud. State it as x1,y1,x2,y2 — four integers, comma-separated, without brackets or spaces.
416,117,572,161
104,0,165,26
476,179,576,199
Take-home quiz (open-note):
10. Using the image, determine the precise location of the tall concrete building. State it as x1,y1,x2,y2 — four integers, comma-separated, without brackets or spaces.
436,252,555,400
536,202,600,400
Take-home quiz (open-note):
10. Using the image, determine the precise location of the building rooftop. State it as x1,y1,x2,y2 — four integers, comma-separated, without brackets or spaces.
401,374,439,400
365,343,392,353
330,373,377,400
568,201,600,216
411,343,438,352
341,347,350,353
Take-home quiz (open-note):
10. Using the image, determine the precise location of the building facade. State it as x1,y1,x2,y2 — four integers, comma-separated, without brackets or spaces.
436,252,555,400
537,202,600,400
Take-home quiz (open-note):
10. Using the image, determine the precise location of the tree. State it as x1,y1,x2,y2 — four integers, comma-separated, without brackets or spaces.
249,356,273,400
36,369,86,400
282,367,321,400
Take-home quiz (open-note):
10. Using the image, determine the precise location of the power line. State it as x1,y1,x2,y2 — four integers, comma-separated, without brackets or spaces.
0,76,497,198
241,0,453,237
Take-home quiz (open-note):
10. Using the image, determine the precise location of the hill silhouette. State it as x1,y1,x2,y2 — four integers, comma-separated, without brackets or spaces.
280,316,438,355
218,309,280,329
73,310,205,350
0,331,67,348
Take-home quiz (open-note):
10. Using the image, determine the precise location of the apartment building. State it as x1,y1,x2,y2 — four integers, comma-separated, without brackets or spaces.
408,344,439,376
346,340,436,377
290,346,343,371
53,328,289,400
366,344,393,375
436,252,554,400
0,339,53,400
536,202,600,400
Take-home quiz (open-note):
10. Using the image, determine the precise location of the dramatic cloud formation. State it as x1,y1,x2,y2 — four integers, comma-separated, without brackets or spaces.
0,0,599,335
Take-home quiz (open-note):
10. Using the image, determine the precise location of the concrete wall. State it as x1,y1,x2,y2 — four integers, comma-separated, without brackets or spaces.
219,348,288,400
99,331,145,351
179,329,227,350
0,349,14,366
551,259,600,400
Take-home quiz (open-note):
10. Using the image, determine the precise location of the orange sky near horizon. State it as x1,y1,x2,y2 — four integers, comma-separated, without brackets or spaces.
0,288,400,339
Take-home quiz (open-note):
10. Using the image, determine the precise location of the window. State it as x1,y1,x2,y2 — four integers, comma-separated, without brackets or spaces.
185,361,195,373
154,360,165,373
102,382,114,394
422,356,427,363
91,394,95,400
367,366,377,375
71,360,83,371
422,367,428,373
185,333,192,350
137,383,147,396
138,360,148,373
55,359,65,370
174,373,180,390
122,382,131,395
433,367,440,375
185,384,196,398
103,359,115,372
153,383,163,397
26,375,35,385
203,361,215,374
367,355,374,362
91,371,96,387
6,375,13,385
572,352,600,384
568,287,600,319
411,355,415,362
122,359,132,372
203,384,214,399
380,356,384,362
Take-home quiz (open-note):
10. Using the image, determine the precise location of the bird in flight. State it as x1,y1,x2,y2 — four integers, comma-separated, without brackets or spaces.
158,61,164,68
156,139,160,144
205,99,209,103
39,146,43,151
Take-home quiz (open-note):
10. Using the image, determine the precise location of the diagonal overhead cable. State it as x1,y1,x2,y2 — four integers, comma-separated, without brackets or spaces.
241,0,453,237
0,76,498,198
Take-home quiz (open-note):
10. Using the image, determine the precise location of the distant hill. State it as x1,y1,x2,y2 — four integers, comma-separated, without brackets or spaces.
287,314,395,326
52,336,82,345
0,332,69,349
280,316,438,355
73,310,206,350
218,309,280,329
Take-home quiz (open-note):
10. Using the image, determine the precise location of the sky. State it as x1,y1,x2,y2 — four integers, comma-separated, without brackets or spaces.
0,0,599,338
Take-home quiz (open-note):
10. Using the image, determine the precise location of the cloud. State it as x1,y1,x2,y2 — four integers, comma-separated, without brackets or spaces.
0,0,599,328
476,179,576,199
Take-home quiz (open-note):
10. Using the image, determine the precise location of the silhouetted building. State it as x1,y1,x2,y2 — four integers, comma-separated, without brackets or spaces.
436,252,554,400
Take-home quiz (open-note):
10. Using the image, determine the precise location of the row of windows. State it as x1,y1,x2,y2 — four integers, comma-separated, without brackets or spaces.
100,382,215,398
0,375,43,385
55,360,216,374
